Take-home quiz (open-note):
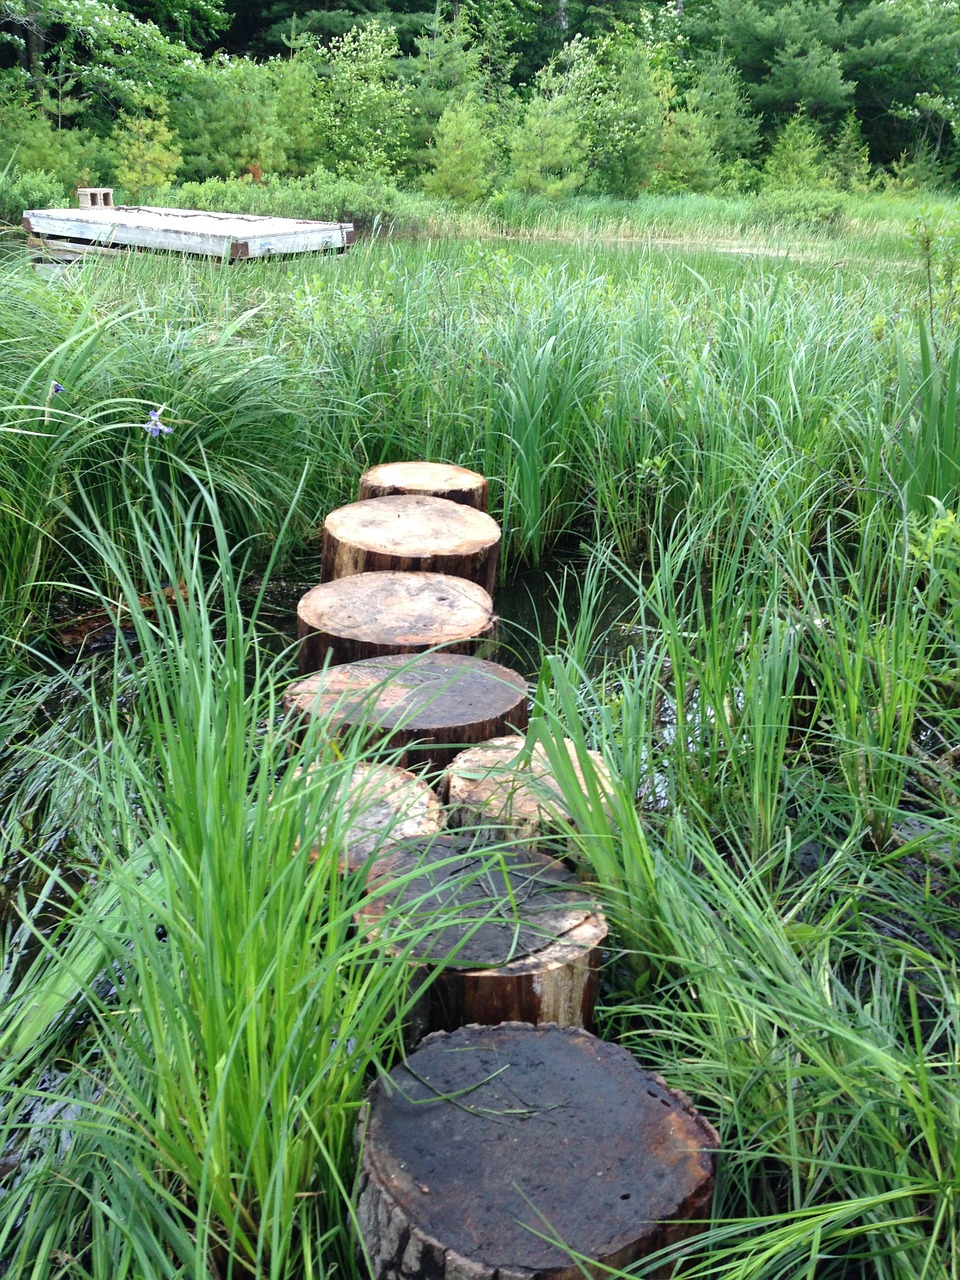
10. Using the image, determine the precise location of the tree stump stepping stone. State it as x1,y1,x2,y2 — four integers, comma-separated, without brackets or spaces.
283,653,528,772
322,495,500,596
359,461,488,511
356,1021,719,1280
359,836,607,1035
443,735,613,850
292,762,444,872
297,572,497,674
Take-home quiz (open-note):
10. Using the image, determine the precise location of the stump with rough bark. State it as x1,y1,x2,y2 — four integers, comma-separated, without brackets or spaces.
359,835,607,1035
283,653,528,772
297,572,497,674
322,495,500,596
355,1021,719,1280
442,735,613,852
292,761,444,872
358,461,488,511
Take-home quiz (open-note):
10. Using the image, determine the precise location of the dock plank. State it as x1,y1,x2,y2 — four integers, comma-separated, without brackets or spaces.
24,205,354,260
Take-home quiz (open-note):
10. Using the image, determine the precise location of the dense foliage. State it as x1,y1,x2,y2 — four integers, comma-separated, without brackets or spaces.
1,0,958,208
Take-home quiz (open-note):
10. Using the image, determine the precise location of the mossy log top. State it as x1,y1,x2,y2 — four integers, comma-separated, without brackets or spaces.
321,495,500,596
443,735,613,847
283,653,529,772
359,837,607,1034
358,462,488,510
297,572,496,674
356,1022,719,1280
291,761,444,872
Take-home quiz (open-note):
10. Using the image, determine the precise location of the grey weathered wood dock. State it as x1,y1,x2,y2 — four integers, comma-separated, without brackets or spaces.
23,205,355,263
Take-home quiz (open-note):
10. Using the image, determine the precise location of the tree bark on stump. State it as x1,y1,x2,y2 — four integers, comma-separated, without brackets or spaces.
355,1022,719,1280
297,572,497,675
442,735,613,852
321,495,500,597
291,761,444,872
283,653,528,772
358,836,607,1036
358,462,488,511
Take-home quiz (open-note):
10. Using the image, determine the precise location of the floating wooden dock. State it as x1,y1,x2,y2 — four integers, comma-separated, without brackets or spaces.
23,205,355,263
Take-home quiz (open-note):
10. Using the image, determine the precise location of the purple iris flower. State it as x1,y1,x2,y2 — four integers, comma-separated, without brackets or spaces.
144,409,172,438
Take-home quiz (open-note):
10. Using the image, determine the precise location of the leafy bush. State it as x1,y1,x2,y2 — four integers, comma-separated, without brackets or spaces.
756,186,846,230
507,94,586,199
164,169,404,233
0,165,67,226
0,93,106,190
651,109,722,194
110,107,181,203
762,111,831,191
829,111,880,193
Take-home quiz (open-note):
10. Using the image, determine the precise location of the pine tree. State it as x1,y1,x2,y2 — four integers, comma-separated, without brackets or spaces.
507,92,585,198
421,95,496,200
111,103,182,199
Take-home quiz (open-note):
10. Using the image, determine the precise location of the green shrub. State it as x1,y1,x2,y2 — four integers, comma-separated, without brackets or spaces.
0,93,106,190
110,106,181,203
829,111,880,193
756,186,846,230
165,169,404,233
0,166,67,226
421,98,497,203
651,109,722,194
762,111,831,191
507,94,586,199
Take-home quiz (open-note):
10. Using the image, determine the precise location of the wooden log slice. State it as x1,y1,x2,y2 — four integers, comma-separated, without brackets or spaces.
283,653,528,772
359,836,607,1034
356,1022,719,1280
442,735,612,850
321,495,500,596
297,572,497,674
292,762,444,872
359,461,488,511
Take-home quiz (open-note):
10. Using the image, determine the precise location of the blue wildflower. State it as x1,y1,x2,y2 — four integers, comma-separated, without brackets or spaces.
143,408,172,438
50,381,65,395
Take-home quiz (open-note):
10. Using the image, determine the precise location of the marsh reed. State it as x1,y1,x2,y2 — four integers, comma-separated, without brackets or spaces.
1,222,957,1277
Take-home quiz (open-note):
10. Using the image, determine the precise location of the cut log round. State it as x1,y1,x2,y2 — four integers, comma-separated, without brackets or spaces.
292,761,444,872
359,835,607,1034
321,495,500,596
442,735,613,851
297,572,497,674
358,461,488,511
356,1021,719,1280
283,653,528,772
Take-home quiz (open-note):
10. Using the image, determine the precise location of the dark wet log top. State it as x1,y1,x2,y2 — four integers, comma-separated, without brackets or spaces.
285,654,528,736
363,838,595,966
359,1022,719,1276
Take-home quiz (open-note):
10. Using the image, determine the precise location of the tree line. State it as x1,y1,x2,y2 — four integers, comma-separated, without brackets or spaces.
1,0,958,207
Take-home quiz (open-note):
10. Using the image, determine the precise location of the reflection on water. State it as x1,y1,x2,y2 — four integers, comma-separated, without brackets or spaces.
495,553,642,678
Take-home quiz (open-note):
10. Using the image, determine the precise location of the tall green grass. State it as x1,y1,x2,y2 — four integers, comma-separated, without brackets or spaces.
1,215,958,1277
523,511,958,1279
0,222,945,621
0,467,452,1277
